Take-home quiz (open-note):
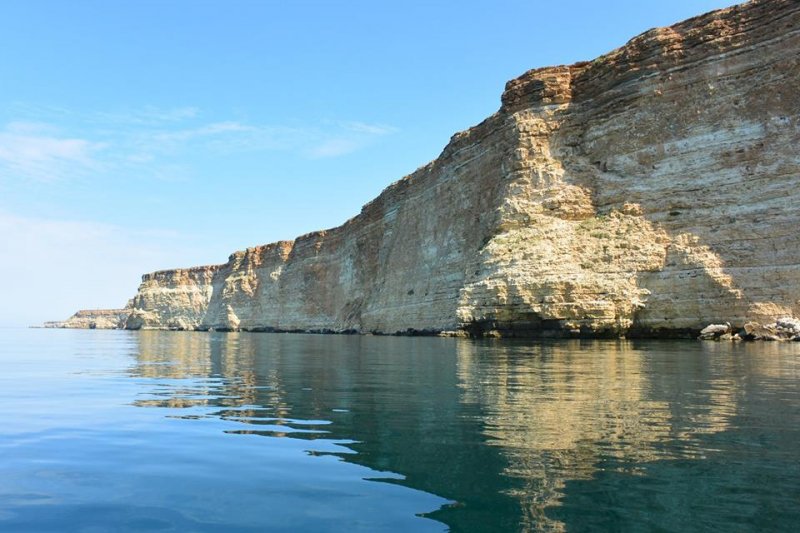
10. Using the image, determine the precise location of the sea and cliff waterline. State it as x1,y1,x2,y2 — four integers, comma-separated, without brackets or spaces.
2,328,799,532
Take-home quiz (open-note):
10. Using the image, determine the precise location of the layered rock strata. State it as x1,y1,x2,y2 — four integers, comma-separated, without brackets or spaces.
51,0,800,337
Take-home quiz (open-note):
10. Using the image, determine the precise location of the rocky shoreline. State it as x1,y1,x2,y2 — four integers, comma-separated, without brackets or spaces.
699,317,800,342
44,309,800,343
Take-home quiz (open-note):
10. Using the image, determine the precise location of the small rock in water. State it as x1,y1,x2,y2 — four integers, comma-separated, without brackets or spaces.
698,323,731,340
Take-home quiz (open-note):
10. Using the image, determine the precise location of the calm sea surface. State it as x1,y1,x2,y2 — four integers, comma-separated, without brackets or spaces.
1,329,799,532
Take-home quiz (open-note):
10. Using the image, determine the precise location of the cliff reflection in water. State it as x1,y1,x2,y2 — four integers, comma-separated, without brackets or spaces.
456,341,743,531
126,331,800,532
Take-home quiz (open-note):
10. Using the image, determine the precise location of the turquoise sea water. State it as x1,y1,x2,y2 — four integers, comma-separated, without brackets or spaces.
1,328,799,532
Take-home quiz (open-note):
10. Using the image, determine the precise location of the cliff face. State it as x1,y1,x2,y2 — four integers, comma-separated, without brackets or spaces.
57,0,800,337
126,266,221,330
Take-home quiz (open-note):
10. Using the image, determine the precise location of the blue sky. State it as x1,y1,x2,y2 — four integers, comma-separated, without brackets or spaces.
0,0,738,326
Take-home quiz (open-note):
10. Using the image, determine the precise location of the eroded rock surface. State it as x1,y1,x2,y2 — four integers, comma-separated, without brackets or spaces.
48,0,800,338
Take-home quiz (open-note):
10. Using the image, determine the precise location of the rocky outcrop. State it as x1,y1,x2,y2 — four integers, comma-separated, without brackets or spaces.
49,0,800,338
43,308,131,329
700,317,800,341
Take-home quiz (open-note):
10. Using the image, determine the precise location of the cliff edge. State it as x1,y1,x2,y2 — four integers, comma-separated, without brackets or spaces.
51,0,800,338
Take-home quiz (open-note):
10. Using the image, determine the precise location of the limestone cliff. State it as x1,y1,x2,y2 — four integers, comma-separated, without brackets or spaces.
51,0,800,337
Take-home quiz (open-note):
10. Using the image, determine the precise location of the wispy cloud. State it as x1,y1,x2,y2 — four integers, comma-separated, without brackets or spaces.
0,122,103,181
93,105,200,125
7,103,200,126
304,120,397,159
342,121,397,136
150,120,254,143
0,106,397,183
307,138,362,158
123,117,396,162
